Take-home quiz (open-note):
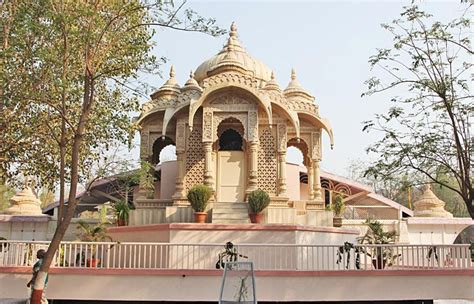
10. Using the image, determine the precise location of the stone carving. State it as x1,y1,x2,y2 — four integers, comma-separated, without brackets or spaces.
201,72,260,91
185,128,205,191
311,131,321,160
257,128,277,195
208,95,257,113
202,108,213,142
175,119,186,152
277,124,287,152
213,112,248,141
140,132,149,160
248,111,258,142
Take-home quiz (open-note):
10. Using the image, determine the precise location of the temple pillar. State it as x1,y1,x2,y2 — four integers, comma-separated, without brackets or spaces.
278,151,287,197
246,141,259,193
307,160,315,200
313,159,323,201
172,151,186,200
203,142,214,190
173,118,188,205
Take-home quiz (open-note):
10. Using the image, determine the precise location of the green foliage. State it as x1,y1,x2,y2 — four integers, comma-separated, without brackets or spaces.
187,184,212,212
331,194,345,217
248,189,270,214
76,206,111,242
114,200,130,223
358,219,397,245
0,184,15,211
362,4,473,218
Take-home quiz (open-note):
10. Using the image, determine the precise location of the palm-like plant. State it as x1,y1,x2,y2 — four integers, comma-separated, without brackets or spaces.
77,207,112,242
357,219,399,269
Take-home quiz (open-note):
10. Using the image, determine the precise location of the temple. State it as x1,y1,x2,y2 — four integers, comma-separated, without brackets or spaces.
134,22,335,224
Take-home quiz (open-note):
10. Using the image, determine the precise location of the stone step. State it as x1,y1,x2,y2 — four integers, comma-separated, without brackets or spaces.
212,207,248,214
213,218,250,224
213,202,248,208
212,213,249,220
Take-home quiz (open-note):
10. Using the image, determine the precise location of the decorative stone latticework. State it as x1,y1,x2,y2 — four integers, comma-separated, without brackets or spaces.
257,128,277,196
135,22,335,214
184,128,205,191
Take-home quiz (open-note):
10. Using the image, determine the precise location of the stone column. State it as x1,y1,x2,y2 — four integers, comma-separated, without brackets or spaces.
172,151,186,200
313,159,323,201
246,141,259,193
307,160,315,200
173,118,187,205
277,124,288,198
203,142,214,190
278,151,287,197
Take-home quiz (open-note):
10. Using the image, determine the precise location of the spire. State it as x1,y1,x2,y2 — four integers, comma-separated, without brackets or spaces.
230,21,237,37
222,21,243,53
183,70,202,92
263,70,281,92
150,65,180,99
283,67,313,100
169,65,176,79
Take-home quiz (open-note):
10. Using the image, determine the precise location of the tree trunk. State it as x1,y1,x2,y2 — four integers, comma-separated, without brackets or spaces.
31,67,94,304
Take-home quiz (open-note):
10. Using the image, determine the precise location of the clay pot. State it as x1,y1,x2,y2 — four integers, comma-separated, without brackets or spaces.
116,219,127,226
333,217,343,227
249,213,264,224
86,258,100,267
194,212,207,223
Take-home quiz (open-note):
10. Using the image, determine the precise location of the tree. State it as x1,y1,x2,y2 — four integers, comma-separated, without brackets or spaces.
1,1,224,302
362,5,473,218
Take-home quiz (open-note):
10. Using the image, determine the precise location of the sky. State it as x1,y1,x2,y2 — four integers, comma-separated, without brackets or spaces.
130,0,468,177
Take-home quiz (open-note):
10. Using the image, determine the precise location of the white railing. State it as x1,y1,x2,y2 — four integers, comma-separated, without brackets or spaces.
0,241,471,271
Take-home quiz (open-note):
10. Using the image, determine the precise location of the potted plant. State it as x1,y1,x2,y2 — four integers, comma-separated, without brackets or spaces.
187,184,212,223
331,194,345,227
248,189,270,224
114,200,130,226
357,219,399,269
76,207,112,267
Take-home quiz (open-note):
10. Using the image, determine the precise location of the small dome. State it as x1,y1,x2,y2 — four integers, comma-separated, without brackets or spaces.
4,187,43,216
182,70,202,92
414,184,453,218
151,65,180,99
263,71,281,92
283,68,313,99
194,22,272,83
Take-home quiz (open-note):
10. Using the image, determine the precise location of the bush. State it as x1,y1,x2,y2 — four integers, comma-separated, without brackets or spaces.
332,194,345,217
114,200,130,223
248,189,270,214
187,184,212,212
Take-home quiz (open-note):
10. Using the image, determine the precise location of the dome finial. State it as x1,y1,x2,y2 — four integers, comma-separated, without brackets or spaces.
230,22,237,37
169,65,175,79
291,68,296,80
271,71,275,80
189,70,195,79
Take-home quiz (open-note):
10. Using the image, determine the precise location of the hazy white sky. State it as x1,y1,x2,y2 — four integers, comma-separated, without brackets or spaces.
131,1,468,176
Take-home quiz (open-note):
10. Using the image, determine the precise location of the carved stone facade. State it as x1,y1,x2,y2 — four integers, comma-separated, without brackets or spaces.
135,22,334,218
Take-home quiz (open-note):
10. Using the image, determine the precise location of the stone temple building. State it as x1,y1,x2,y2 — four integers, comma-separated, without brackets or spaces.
134,22,335,224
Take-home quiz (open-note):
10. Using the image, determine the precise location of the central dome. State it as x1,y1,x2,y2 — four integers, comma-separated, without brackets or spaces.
194,22,272,83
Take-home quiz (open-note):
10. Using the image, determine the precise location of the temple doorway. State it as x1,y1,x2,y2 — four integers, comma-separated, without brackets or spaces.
216,119,246,202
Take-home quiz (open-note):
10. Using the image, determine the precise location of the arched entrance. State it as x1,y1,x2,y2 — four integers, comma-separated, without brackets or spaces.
215,118,246,202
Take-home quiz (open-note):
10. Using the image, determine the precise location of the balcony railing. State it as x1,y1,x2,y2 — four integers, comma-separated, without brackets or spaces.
0,241,471,271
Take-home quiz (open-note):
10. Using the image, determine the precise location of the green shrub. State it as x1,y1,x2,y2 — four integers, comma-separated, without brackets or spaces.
114,200,130,223
332,194,345,217
248,189,270,214
187,184,212,212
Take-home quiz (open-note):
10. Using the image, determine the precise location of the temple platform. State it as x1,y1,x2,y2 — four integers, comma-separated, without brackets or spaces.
107,223,359,245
